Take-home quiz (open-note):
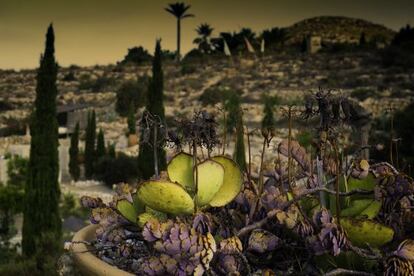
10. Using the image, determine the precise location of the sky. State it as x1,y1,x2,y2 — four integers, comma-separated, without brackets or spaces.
1,0,413,69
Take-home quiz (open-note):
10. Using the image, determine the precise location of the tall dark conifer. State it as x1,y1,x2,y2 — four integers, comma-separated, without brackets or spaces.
138,40,166,179
22,24,61,258
233,108,246,171
96,129,106,160
69,122,80,181
84,110,96,178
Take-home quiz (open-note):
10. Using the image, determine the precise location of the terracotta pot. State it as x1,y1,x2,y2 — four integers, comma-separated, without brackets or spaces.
71,224,134,276
128,134,138,147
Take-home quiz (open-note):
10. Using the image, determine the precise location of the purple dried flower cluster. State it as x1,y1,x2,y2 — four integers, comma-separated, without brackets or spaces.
310,208,347,256
140,218,217,275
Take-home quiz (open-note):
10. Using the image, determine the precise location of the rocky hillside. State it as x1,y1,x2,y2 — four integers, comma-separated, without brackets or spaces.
285,16,395,44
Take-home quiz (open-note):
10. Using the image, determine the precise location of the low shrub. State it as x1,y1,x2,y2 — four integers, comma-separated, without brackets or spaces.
95,153,139,186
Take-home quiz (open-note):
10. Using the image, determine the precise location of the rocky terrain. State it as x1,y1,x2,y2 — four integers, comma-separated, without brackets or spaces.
285,16,395,44
0,50,413,172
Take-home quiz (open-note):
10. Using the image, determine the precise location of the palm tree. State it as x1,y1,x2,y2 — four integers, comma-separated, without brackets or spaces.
165,2,194,61
193,23,214,53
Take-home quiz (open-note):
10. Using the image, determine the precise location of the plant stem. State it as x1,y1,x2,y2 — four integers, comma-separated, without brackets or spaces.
389,111,394,166
333,142,341,225
153,124,159,178
287,107,292,192
193,141,198,213
246,126,252,185
222,109,227,155
258,137,266,195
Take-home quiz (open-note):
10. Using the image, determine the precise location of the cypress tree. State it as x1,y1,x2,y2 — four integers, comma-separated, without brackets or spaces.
84,110,96,178
69,122,80,181
96,129,106,160
22,24,61,258
127,103,136,135
233,108,246,171
138,40,166,179
261,95,277,141
108,143,116,158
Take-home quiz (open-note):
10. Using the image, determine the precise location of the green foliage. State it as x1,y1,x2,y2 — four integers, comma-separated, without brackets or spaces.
79,74,114,92
22,24,62,259
261,95,277,139
69,123,80,181
6,155,28,188
120,46,152,65
198,86,242,107
233,109,246,171
115,78,147,117
394,101,414,173
296,131,313,149
383,25,414,69
107,143,116,158
60,193,89,218
95,153,139,186
84,110,96,178
138,40,167,179
127,103,136,135
96,129,106,160
224,91,242,133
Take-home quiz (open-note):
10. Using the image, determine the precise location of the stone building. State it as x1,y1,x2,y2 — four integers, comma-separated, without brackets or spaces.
306,35,322,54
57,103,90,136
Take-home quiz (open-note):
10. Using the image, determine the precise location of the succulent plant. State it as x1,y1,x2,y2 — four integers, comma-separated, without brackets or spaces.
136,153,243,215
140,218,217,276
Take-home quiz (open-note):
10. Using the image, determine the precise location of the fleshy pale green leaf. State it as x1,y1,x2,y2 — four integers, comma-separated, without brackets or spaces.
340,199,375,217
132,192,145,214
167,152,194,192
136,181,194,215
209,156,243,207
341,218,394,248
195,159,224,207
348,173,376,191
116,199,137,223
359,201,381,219
137,212,158,228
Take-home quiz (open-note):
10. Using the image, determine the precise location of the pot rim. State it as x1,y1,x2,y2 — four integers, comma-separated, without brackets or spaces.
71,224,135,276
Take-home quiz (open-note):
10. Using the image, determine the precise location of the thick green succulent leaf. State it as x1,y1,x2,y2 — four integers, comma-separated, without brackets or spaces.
195,159,224,207
348,173,376,191
136,181,194,215
132,192,146,214
137,212,158,228
209,156,243,207
167,152,194,192
340,199,375,217
341,218,394,248
116,199,137,223
359,200,381,219
145,206,168,221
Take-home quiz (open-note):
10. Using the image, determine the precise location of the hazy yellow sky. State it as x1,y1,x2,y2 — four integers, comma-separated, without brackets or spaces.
1,0,413,69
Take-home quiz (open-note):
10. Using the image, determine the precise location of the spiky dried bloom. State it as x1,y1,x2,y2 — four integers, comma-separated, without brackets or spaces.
278,139,311,171
260,183,287,211
220,236,243,252
384,255,414,276
80,195,104,209
140,219,217,275
351,159,370,179
174,111,219,152
247,229,281,254
192,212,214,235
394,239,414,263
318,223,347,256
210,249,251,276
379,174,414,201
312,208,333,229
293,219,315,238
